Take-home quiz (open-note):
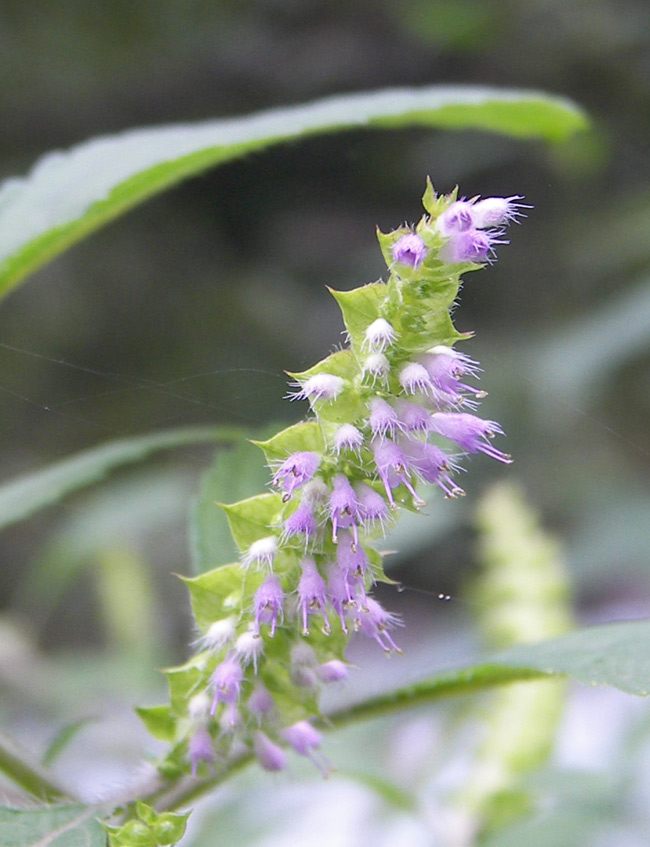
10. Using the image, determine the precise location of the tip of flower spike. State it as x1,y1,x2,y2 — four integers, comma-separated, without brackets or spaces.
392,233,427,268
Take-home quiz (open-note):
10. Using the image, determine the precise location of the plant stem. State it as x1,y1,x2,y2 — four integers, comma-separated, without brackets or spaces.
146,662,547,813
0,731,76,803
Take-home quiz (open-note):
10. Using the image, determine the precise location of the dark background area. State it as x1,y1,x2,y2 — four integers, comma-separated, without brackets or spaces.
1,0,649,657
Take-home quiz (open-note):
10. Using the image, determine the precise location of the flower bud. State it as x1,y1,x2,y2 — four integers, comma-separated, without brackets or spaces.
392,233,427,267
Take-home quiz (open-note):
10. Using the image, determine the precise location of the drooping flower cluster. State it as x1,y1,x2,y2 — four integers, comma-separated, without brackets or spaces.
143,183,524,781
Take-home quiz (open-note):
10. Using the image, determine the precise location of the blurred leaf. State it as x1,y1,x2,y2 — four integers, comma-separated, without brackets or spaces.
42,719,96,767
567,483,650,582
189,440,269,574
0,425,243,533
0,805,104,847
493,619,650,695
337,770,417,811
0,732,70,804
482,770,625,847
399,0,497,48
15,468,195,633
95,548,156,657
0,85,587,297
331,619,650,727
527,277,650,406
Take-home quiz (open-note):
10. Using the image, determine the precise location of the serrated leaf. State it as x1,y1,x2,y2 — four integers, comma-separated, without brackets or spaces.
0,425,242,533
165,662,206,716
190,441,270,574
290,350,366,424
219,492,285,553
182,562,256,631
0,805,105,847
329,282,388,349
252,421,325,464
0,85,586,298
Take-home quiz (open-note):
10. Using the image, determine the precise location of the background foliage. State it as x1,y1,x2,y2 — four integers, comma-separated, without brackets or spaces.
1,2,649,845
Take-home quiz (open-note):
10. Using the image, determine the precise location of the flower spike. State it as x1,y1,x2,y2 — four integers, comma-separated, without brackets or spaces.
161,182,523,778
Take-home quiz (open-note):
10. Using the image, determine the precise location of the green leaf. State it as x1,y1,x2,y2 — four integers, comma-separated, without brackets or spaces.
219,492,285,553
328,282,388,349
0,85,587,298
0,805,105,847
329,620,650,728
289,350,366,424
493,619,650,695
190,440,269,574
182,563,257,631
252,421,324,464
0,425,243,533
165,660,206,716
135,705,176,743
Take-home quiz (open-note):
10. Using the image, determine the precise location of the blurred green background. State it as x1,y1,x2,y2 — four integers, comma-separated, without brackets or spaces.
1,0,650,811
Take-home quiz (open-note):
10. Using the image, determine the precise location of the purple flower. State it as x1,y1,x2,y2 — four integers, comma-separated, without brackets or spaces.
189,726,214,777
472,196,529,228
272,451,321,500
394,399,433,434
328,473,360,545
290,641,318,688
392,233,427,268
354,482,391,533
297,557,330,635
439,229,505,264
419,348,485,401
368,397,401,440
326,561,355,633
362,318,397,352
337,533,369,605
254,731,287,772
242,535,279,570
357,597,403,653
435,200,476,235
290,373,344,405
247,684,275,721
401,438,465,498
430,412,512,463
282,499,318,546
210,657,244,723
317,659,349,683
253,575,284,636
372,440,422,507
337,532,368,581
333,423,364,455
281,721,331,776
